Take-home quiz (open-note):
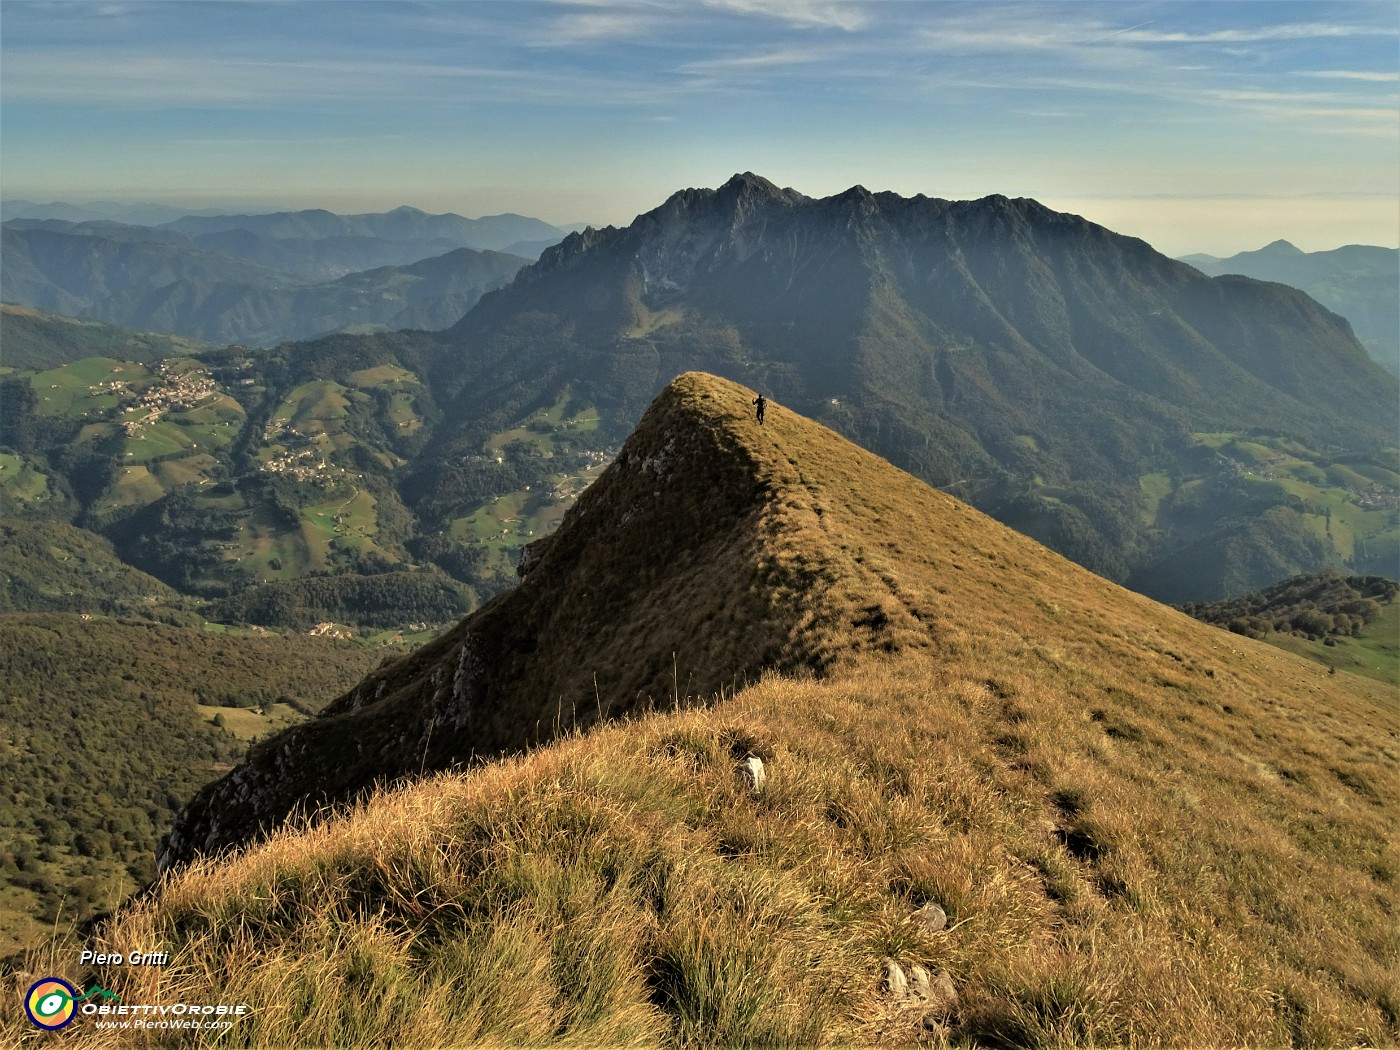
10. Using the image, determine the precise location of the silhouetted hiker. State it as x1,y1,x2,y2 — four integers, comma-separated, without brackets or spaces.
753,394,767,425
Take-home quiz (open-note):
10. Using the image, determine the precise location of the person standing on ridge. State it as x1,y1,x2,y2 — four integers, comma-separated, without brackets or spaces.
753,394,767,425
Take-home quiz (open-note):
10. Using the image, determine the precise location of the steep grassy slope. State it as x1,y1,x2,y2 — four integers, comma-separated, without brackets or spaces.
11,375,1396,1047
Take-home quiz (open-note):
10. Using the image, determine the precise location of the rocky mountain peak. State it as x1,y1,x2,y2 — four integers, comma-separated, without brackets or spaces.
716,170,789,200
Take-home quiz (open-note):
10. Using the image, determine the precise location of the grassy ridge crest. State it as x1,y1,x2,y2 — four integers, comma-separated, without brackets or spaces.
12,372,1395,1046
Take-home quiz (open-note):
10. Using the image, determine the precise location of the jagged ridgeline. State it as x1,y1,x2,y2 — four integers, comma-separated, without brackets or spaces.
425,173,1398,599
35,372,1394,1046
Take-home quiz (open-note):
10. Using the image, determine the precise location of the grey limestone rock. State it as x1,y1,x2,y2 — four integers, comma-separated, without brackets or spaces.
913,901,947,933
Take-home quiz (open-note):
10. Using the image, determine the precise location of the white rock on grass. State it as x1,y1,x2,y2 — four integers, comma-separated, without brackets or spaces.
930,969,957,1009
737,754,767,793
912,901,947,932
883,960,957,1015
883,959,909,999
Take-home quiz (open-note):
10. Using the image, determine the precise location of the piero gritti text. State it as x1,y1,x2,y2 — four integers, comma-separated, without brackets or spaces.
81,949,171,966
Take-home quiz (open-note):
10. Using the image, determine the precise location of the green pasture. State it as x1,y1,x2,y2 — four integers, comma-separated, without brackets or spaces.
104,465,167,512
299,489,396,567
0,453,54,504
1138,472,1172,526
484,394,601,456
30,358,151,417
357,626,442,647
230,504,314,580
348,364,418,389
153,453,220,490
1345,463,1400,487
198,702,308,742
451,463,606,557
385,390,423,433
220,486,397,579
1172,432,1399,560
1264,602,1400,685
276,380,352,433
78,421,116,444
121,418,200,463
1190,431,1234,450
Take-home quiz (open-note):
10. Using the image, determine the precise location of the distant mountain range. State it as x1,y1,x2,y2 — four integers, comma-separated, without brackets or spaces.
2,210,537,345
1,198,235,225
425,173,1396,598
1179,240,1398,376
159,205,566,256
2,176,1395,626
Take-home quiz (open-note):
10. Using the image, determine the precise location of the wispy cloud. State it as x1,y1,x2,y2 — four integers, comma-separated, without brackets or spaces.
531,9,662,47
699,0,870,32
1298,70,1400,83
680,45,828,74
0,51,671,108
1117,22,1398,44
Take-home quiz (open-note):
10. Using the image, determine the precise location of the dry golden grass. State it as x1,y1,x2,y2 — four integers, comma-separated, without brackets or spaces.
9,373,1397,1047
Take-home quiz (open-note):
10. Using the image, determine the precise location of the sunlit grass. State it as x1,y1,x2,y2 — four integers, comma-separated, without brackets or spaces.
10,374,1396,1048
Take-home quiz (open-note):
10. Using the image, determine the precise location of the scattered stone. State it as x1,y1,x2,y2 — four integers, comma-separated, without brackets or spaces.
883,959,909,999
929,969,958,1012
912,901,947,932
737,753,767,793
882,960,957,1015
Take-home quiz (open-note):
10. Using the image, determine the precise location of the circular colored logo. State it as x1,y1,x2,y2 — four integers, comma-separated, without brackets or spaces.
25,978,78,1030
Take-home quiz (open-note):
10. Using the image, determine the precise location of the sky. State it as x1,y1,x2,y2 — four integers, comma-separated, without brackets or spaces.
1,0,1397,256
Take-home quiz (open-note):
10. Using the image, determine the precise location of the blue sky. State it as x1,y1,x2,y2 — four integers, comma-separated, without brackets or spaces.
2,0,1397,254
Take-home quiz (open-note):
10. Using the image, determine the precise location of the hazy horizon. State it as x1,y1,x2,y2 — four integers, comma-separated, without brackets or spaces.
3,0,1397,257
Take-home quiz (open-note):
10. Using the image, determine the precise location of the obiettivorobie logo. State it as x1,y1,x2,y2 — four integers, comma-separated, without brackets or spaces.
24,976,250,1032
24,978,117,1030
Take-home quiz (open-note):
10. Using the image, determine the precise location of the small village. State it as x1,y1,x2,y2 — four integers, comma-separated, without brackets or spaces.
259,418,343,484
307,622,352,639
99,362,221,437
260,445,338,484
